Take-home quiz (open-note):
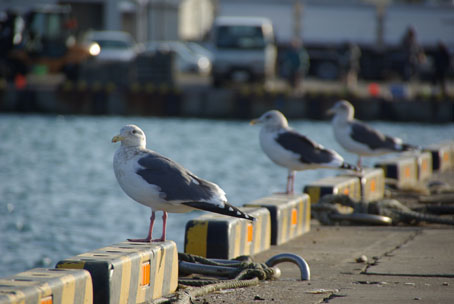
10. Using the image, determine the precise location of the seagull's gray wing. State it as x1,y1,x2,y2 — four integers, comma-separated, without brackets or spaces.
276,130,339,164
350,121,399,151
136,151,217,202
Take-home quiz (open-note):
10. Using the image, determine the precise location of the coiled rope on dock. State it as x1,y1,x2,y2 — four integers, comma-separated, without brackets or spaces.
312,194,454,226
153,252,309,304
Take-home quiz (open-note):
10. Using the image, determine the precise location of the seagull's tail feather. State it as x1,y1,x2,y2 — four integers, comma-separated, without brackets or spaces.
183,201,256,221
340,162,360,172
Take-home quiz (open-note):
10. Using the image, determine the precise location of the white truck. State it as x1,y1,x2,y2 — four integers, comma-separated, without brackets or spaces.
209,16,277,86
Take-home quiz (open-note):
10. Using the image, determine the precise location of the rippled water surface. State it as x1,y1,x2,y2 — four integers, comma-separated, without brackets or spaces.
0,114,453,276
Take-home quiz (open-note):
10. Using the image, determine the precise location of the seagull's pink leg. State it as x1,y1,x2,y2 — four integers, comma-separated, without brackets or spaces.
286,171,295,194
152,211,167,242
128,210,156,242
357,156,362,169
274,171,296,195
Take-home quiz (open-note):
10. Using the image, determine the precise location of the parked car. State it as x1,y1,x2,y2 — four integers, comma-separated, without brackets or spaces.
83,30,137,63
144,41,211,75
209,16,277,86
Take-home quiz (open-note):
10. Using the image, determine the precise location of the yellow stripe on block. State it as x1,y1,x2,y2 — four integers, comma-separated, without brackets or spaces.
304,187,321,204
184,221,208,257
152,248,164,299
119,256,132,304
59,273,76,304
56,261,86,270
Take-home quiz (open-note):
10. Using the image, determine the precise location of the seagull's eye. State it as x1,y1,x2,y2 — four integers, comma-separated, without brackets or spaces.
132,130,140,135
265,114,272,120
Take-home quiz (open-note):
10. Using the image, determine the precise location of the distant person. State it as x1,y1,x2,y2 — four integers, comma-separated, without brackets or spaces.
400,27,425,81
282,39,309,90
340,42,361,90
432,41,451,97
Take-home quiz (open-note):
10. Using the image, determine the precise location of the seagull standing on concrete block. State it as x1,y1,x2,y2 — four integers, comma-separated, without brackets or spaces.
327,100,417,168
112,124,254,242
250,110,358,194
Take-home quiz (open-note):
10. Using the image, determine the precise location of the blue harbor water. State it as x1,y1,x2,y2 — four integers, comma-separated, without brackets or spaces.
0,113,453,277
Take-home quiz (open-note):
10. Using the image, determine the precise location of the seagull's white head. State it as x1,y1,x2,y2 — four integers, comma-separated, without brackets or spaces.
112,124,146,148
327,100,355,121
250,110,288,129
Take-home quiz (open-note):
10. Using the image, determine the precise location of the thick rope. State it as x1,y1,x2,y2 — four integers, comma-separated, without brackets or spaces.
152,254,277,303
312,194,454,226
167,278,259,304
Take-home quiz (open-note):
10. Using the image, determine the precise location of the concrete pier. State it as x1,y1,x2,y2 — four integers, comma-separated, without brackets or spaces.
195,224,454,304
194,171,454,304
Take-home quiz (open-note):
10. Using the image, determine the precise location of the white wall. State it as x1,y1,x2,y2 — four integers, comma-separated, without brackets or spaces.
179,0,214,40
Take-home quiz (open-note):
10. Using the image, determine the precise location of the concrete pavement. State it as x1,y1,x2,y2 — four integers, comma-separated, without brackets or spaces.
194,224,453,303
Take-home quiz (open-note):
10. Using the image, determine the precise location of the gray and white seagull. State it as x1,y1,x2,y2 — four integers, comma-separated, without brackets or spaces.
250,110,358,194
327,100,417,168
112,124,254,242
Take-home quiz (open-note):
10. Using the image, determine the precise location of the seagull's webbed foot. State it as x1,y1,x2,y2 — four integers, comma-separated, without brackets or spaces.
127,237,165,243
127,211,167,243
127,237,153,243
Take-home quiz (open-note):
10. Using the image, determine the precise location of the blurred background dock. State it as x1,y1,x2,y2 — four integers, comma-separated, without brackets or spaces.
0,0,453,121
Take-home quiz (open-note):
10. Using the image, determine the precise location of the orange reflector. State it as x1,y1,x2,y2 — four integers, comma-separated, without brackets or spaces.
247,223,253,243
443,152,449,162
291,208,298,226
370,179,376,192
41,296,52,304
141,261,150,286
343,188,349,195
404,166,410,178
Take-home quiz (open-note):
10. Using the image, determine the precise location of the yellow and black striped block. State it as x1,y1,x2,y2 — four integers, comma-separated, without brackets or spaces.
0,268,92,304
375,156,418,189
404,151,433,181
425,142,453,172
56,241,178,304
341,168,385,202
244,194,310,245
184,207,271,259
303,175,361,204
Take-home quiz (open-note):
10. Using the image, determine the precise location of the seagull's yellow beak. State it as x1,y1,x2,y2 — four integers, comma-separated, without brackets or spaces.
249,119,259,125
326,107,335,116
112,135,124,143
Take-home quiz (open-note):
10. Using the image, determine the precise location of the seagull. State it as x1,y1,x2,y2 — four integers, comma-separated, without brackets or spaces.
250,110,358,194
112,124,255,242
327,100,417,168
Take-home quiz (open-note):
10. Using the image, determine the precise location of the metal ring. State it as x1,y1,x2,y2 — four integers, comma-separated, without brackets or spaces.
265,253,310,281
